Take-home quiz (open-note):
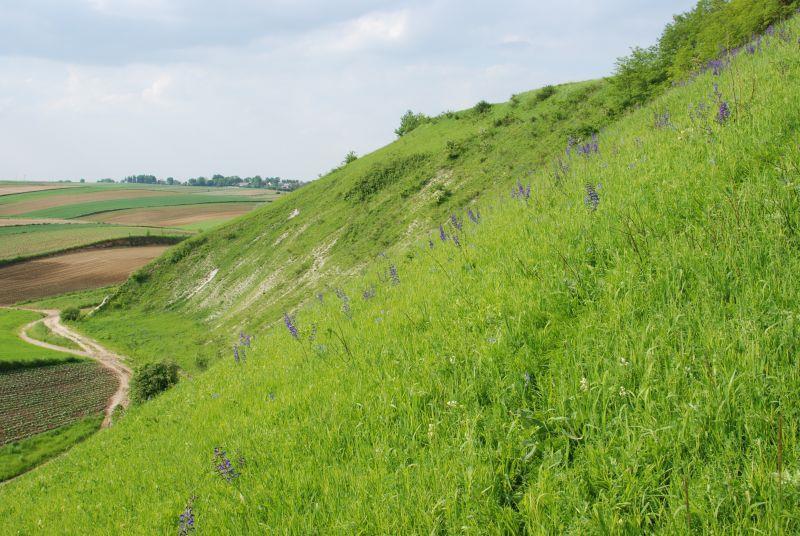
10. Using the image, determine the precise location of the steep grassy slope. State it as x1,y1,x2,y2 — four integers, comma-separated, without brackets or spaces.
2,15,799,533
83,80,621,369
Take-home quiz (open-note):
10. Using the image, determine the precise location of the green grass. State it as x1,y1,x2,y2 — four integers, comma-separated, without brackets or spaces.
177,217,236,232
19,286,116,310
1,11,799,534
18,195,260,220
26,320,82,351
0,415,102,482
0,223,189,262
0,309,82,371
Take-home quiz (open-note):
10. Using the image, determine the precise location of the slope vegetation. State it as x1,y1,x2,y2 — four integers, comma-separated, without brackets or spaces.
1,10,799,534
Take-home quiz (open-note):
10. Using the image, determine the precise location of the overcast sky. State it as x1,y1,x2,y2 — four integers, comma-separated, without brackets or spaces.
0,0,697,182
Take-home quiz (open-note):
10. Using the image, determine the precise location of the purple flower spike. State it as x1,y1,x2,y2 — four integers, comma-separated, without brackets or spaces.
283,313,299,339
213,447,239,482
178,498,195,535
467,209,480,224
439,224,447,242
450,214,462,231
389,265,400,286
233,345,239,363
452,235,461,247
716,101,730,124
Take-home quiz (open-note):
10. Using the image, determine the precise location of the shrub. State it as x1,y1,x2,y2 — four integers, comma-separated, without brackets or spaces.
131,361,179,403
446,140,465,160
343,151,358,165
61,307,81,322
395,110,429,137
473,100,492,114
536,85,557,102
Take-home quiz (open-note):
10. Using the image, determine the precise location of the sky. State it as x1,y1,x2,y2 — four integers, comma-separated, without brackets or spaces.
0,0,697,183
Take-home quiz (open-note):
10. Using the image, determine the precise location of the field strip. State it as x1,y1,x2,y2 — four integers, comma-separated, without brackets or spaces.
15,308,131,428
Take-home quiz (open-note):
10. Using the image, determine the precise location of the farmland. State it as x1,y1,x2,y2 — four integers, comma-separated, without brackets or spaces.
0,183,277,304
0,362,117,445
0,223,189,263
0,245,172,305
0,309,83,370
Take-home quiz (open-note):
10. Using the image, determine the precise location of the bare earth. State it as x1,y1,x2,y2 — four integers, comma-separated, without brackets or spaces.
0,246,169,304
18,309,131,428
83,202,259,227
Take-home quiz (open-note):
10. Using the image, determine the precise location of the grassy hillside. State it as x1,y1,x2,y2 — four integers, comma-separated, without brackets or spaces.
2,11,799,534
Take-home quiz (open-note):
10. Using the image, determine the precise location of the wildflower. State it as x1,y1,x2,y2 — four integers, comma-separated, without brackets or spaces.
428,238,435,249
439,224,447,242
654,111,671,129
362,287,376,300
708,59,725,76
619,357,630,367
335,288,351,316
619,386,628,398
452,235,461,247
580,377,589,392
233,345,239,363
446,400,459,408
716,101,731,124
467,209,480,224
566,136,575,157
389,265,400,285
584,183,600,211
213,447,239,482
428,422,435,441
239,332,252,347
239,346,246,363
178,497,195,535
283,313,299,339
450,214,462,231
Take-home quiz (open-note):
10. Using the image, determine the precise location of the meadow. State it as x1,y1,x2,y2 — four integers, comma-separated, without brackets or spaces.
0,309,83,370
0,6,797,533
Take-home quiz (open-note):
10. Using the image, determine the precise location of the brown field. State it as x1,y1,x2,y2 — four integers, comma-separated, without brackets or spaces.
0,189,166,217
83,202,259,227
0,184,79,197
0,245,169,304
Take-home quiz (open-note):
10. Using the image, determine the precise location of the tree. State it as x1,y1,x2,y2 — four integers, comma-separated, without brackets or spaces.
131,362,179,403
343,151,358,165
395,110,429,137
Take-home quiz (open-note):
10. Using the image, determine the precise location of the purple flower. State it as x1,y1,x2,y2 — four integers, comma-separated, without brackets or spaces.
335,288,351,316
584,183,600,211
439,224,447,242
428,238,435,249
389,265,400,286
232,345,239,363
450,214,462,231
512,180,531,201
452,235,461,247
654,111,671,129
716,101,730,124
213,447,239,482
283,313,299,339
362,287,376,300
467,209,480,224
707,59,725,76
178,498,195,535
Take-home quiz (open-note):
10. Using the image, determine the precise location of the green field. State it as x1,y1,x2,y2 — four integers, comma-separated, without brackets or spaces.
0,415,102,482
1,2,798,533
0,223,190,262
27,321,82,351
19,286,116,310
0,309,82,370
17,195,259,220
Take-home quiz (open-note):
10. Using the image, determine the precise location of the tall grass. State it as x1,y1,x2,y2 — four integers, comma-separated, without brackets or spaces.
1,15,799,533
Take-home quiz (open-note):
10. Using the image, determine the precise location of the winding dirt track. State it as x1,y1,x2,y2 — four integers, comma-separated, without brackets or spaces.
17,309,131,428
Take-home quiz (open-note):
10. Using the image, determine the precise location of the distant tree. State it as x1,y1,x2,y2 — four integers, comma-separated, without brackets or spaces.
395,110,429,137
166,177,175,185
473,100,492,114
79,178,85,183
343,151,358,165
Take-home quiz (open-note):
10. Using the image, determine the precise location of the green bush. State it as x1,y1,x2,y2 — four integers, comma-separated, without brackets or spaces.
536,85,557,102
131,361,179,403
473,100,492,114
395,110,429,137
61,307,81,322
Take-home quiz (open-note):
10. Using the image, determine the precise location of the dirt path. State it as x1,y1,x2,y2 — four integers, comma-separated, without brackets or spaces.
17,309,131,428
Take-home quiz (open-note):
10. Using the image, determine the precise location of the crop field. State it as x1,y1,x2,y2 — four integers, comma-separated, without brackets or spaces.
0,309,83,370
0,362,116,445
0,223,190,262
0,245,171,305
0,183,274,301
83,202,260,229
